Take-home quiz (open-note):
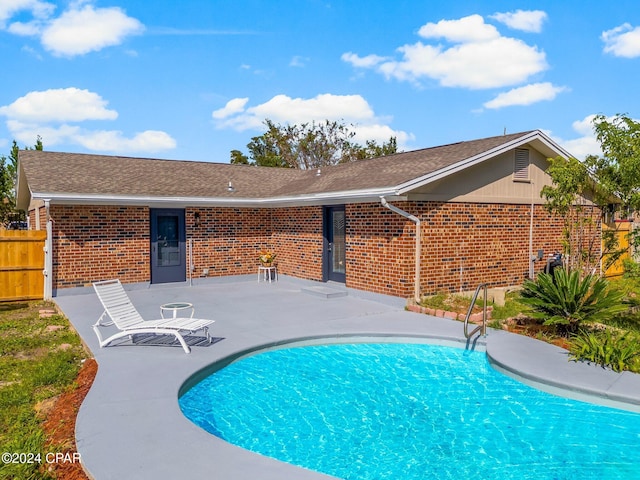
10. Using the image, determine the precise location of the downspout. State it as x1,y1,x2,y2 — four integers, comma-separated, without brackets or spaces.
43,199,53,301
529,180,535,279
188,238,194,287
380,196,421,303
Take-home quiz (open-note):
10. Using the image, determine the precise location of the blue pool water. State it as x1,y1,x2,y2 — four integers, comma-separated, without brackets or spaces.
179,343,640,480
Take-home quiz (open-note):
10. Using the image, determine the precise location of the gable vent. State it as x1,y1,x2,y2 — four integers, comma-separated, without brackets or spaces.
514,148,530,181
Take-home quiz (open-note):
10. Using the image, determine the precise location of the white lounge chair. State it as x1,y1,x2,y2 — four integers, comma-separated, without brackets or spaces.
92,279,214,354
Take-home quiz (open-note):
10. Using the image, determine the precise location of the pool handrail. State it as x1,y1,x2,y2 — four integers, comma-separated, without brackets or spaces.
464,283,488,339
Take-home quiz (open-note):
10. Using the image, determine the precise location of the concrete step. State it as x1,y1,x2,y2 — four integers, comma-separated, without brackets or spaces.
300,285,348,299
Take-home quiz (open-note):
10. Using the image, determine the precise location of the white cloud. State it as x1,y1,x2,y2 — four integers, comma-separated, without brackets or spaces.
602,23,640,58
0,88,118,122
352,123,414,147
8,20,42,36
1,0,143,56
213,93,375,129
211,93,414,149
6,120,80,147
418,14,500,43
341,52,387,68
252,93,375,124
41,3,144,56
385,38,545,89
77,130,176,152
483,82,567,109
570,115,598,137
212,98,249,119
343,14,547,89
1,88,176,154
554,114,640,160
0,0,54,29
490,10,547,33
551,115,602,160
289,55,309,67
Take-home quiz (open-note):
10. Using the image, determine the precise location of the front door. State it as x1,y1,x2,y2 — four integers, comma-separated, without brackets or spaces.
324,205,346,283
150,209,186,284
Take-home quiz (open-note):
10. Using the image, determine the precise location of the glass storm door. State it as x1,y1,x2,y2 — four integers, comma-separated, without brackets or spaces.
150,209,186,284
324,206,346,283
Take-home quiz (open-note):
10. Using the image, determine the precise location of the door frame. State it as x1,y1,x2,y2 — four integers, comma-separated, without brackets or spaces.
323,205,346,283
150,208,186,284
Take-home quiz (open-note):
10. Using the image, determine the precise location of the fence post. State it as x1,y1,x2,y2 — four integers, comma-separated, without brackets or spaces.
44,214,53,301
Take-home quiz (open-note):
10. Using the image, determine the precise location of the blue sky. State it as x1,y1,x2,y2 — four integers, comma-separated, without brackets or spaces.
1,0,639,163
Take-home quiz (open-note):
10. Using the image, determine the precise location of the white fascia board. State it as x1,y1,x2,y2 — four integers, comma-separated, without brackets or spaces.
30,187,402,208
395,130,570,195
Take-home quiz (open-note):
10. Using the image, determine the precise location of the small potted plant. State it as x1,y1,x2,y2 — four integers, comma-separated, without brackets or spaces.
259,250,277,267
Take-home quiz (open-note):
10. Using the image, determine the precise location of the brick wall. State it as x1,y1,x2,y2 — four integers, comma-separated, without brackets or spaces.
27,205,47,230
186,207,272,278
184,207,325,281
50,205,326,288
345,201,596,298
48,201,599,299
51,205,149,289
271,207,324,281
417,202,565,294
28,208,36,229
346,203,415,297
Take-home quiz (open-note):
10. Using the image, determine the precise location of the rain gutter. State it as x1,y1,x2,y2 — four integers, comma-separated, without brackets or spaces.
28,189,405,208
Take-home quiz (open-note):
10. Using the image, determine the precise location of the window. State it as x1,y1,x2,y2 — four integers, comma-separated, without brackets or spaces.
513,148,530,181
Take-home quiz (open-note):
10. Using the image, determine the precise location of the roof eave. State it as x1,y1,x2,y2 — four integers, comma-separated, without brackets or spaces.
28,187,403,208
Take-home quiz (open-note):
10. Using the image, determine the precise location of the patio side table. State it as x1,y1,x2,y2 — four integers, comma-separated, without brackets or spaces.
160,302,194,319
257,265,277,283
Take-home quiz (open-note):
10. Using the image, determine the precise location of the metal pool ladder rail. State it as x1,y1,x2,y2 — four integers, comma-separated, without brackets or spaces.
464,283,489,339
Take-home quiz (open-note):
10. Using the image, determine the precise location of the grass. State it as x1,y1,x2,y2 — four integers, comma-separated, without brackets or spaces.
419,292,485,313
0,301,88,480
489,292,528,321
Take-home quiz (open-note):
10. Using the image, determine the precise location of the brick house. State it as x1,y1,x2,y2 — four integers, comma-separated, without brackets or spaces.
16,130,597,300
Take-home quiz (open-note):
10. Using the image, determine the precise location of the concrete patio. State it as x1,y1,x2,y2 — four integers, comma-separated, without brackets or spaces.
54,275,640,480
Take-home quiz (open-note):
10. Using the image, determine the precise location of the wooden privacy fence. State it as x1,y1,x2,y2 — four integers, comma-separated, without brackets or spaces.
0,230,46,302
602,221,631,278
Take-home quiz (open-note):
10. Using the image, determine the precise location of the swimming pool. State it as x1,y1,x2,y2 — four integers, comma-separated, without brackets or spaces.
179,342,640,480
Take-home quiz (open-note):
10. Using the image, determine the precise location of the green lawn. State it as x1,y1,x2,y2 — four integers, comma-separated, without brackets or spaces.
0,301,88,480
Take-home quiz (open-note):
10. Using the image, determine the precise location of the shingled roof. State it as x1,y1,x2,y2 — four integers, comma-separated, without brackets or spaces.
17,129,567,208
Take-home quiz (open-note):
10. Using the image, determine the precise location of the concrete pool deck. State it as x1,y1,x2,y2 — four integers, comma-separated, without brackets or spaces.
54,275,640,480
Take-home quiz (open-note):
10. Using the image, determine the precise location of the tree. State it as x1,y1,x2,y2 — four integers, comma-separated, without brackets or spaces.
229,149,249,165
585,114,640,216
586,114,640,261
540,155,602,274
540,114,640,275
246,123,290,168
353,137,398,160
0,137,43,226
234,119,398,169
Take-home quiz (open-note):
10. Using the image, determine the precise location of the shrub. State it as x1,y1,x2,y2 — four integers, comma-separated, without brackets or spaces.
569,329,640,372
520,269,627,335
623,258,640,279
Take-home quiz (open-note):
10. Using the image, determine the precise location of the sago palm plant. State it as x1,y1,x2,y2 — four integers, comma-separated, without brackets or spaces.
520,269,627,335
